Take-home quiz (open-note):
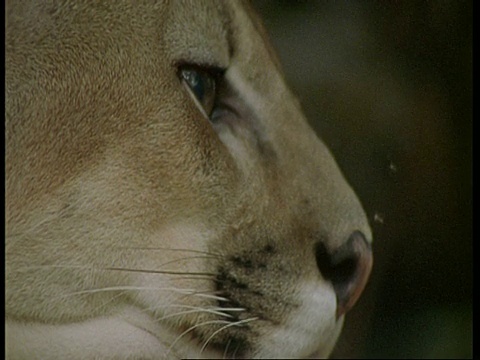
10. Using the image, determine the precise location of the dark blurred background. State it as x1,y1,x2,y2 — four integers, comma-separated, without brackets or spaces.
253,1,472,358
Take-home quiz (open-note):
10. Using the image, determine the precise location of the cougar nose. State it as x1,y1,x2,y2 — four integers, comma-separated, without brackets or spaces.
315,231,373,318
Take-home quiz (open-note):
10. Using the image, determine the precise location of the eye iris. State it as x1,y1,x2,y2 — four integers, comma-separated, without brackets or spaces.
183,70,205,103
180,68,216,118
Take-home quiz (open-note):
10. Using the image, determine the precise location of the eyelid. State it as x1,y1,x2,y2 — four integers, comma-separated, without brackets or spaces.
176,61,226,81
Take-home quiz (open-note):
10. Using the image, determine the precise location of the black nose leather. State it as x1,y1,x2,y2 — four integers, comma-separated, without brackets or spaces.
315,231,373,318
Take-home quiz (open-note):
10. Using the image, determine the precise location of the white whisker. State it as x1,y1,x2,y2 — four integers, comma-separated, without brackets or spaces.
158,309,233,321
103,266,216,278
56,286,230,302
12,264,216,280
191,293,229,302
165,319,231,358
148,304,245,321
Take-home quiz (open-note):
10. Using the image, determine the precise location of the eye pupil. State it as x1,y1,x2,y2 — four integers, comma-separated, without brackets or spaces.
180,67,217,119
183,70,204,101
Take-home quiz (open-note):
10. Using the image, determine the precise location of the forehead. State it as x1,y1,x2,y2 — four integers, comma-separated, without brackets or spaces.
162,0,232,68
7,1,271,75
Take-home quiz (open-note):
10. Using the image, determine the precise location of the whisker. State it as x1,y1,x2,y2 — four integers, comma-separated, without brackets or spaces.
12,264,216,281
56,286,170,298
56,286,230,302
11,264,213,274
200,317,258,354
232,341,241,359
166,319,231,358
184,292,229,302
90,291,126,313
157,309,233,321
149,304,245,321
103,266,216,277
155,255,218,269
116,246,222,257
172,291,231,304
223,338,232,360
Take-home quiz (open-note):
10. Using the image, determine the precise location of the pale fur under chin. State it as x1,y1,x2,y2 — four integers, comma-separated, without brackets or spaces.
6,294,343,360
7,276,344,360
6,308,224,360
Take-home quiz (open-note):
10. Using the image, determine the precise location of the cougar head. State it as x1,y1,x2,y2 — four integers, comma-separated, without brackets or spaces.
5,1,373,358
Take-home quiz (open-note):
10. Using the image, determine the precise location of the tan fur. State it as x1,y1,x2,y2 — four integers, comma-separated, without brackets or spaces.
5,1,372,358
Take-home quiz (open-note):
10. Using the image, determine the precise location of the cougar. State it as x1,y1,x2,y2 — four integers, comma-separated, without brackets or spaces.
5,1,373,358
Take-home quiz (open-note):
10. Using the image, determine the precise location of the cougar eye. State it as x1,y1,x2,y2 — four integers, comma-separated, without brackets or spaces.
179,67,220,119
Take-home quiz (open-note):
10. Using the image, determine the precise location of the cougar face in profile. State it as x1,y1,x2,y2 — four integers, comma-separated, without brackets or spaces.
5,1,373,358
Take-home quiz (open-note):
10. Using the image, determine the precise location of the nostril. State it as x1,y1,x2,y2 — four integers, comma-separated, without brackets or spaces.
314,231,373,318
315,243,358,285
